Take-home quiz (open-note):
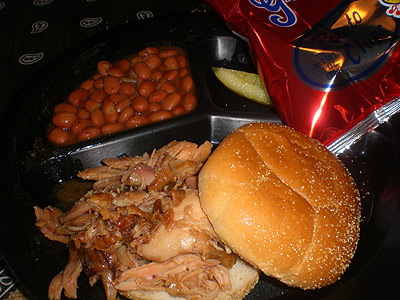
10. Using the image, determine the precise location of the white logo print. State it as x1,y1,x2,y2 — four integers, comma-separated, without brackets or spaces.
80,17,102,28
33,0,54,6
19,53,45,65
31,21,48,34
136,11,153,20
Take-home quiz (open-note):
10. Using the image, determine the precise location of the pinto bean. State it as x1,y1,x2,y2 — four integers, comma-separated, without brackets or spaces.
71,119,91,136
48,128,70,145
180,75,194,93
90,89,107,102
161,92,181,111
163,56,178,70
107,67,124,78
68,88,88,107
116,59,131,72
77,108,90,119
144,55,162,71
101,123,124,135
97,60,112,76
158,48,178,59
148,90,167,103
115,97,132,113
138,80,155,98
149,110,172,122
103,76,120,95
131,96,149,113
85,99,102,112
133,62,151,80
54,103,77,114
78,126,101,141
176,55,187,68
125,115,149,128
118,106,134,123
120,82,136,96
90,108,105,127
102,99,118,123
182,93,197,111
80,79,94,91
53,112,77,129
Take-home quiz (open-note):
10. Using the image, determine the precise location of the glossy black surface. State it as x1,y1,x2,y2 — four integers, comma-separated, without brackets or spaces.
0,12,399,300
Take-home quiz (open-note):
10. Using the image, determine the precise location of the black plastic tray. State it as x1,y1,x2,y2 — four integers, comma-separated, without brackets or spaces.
0,13,399,300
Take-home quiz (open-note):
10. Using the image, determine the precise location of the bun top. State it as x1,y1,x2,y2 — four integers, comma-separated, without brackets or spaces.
198,122,361,289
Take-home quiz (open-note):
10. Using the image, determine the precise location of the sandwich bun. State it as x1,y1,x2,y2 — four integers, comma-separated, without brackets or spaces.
119,257,259,300
198,122,361,289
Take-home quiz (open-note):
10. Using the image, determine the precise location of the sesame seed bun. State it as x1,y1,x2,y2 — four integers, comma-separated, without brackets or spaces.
198,122,361,289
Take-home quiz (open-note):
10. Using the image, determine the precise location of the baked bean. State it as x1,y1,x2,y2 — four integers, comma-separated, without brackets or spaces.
101,123,124,135
80,79,94,91
54,103,77,114
158,49,178,59
176,55,187,68
182,93,197,111
103,76,120,95
68,88,88,107
159,81,176,93
133,62,151,80
163,56,178,70
180,75,194,93
116,59,131,72
130,56,143,64
172,106,185,116
163,70,179,81
90,89,107,102
149,110,172,122
148,103,161,112
138,80,155,98
115,97,132,113
118,106,134,123
92,73,103,80
144,46,158,55
48,128,70,145
120,82,136,96
78,126,101,141
102,99,118,123
132,96,149,113
161,92,181,111
71,119,91,136
148,90,167,103
108,67,124,78
128,68,138,80
85,99,102,112
125,115,149,128
150,70,163,82
77,108,90,119
53,112,77,129
93,78,103,89
97,60,112,76
90,108,105,127
144,55,162,71
178,68,189,78
109,94,127,104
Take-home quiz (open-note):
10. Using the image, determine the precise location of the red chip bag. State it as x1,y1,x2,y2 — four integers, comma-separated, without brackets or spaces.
206,0,400,154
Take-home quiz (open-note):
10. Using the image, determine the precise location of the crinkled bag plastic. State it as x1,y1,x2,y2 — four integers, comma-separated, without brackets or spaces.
206,0,400,154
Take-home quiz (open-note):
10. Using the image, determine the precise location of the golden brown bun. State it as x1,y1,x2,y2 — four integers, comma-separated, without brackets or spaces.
118,258,259,300
198,122,361,289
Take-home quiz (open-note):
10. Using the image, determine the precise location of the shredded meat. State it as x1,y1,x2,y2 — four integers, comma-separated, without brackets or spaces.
34,141,236,300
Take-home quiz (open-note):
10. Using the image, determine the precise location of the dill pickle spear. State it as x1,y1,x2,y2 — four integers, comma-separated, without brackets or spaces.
212,67,272,106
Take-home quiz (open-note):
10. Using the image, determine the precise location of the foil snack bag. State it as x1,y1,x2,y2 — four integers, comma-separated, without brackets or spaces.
206,0,400,154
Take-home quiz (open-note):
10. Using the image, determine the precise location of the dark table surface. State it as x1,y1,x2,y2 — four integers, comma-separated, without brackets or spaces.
2,1,400,300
